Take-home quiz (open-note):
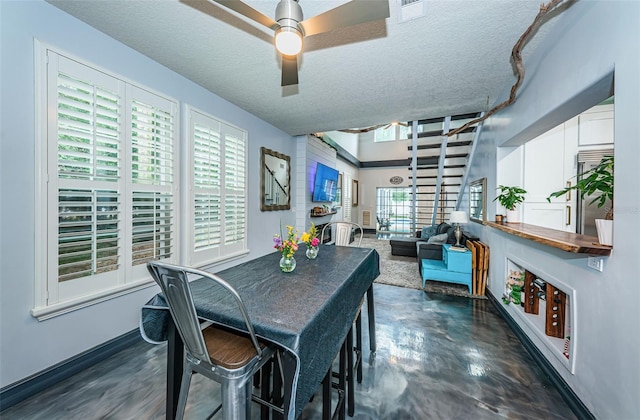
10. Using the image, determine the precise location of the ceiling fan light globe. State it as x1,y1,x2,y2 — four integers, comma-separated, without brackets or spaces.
275,27,302,56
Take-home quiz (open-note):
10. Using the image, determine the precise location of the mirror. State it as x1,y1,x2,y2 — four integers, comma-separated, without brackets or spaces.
352,179,359,206
469,178,486,222
261,147,290,211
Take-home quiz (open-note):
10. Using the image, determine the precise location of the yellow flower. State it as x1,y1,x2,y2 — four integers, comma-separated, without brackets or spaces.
301,232,310,243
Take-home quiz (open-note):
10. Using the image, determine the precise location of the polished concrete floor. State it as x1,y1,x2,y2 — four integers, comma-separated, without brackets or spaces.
1,284,577,419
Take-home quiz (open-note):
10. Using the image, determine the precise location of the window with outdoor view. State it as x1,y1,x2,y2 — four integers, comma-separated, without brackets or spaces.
185,106,248,267
34,44,178,319
374,123,409,142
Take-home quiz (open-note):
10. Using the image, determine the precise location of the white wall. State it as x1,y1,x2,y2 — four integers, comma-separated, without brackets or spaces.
0,0,296,388
295,135,339,233
465,2,640,418
358,131,411,162
324,130,359,160
357,167,412,229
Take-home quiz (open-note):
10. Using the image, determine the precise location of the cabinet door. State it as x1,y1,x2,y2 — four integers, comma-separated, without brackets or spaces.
524,124,565,202
523,203,571,231
578,104,614,146
523,121,576,232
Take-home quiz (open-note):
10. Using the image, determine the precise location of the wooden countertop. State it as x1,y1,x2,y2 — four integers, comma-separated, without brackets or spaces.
484,221,612,256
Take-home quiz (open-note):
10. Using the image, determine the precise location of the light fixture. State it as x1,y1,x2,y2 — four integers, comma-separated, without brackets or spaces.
274,0,303,56
449,211,469,248
275,26,303,56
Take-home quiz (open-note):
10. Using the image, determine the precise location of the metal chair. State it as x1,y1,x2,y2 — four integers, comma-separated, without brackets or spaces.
318,221,365,417
147,261,277,420
376,216,390,231
320,221,364,247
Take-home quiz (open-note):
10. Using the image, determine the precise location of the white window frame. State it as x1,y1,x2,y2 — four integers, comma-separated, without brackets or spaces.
373,123,409,142
33,41,179,320
183,106,249,267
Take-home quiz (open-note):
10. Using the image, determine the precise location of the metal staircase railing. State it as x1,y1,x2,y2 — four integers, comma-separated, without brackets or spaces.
408,113,482,229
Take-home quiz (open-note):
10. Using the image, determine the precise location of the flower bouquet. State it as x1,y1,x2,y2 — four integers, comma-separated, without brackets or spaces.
274,224,299,272
301,222,320,259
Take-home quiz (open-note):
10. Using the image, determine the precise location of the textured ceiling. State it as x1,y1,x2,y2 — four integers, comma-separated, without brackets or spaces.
47,0,561,136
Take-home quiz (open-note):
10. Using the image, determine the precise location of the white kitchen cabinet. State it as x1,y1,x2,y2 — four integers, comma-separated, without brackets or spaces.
578,103,614,146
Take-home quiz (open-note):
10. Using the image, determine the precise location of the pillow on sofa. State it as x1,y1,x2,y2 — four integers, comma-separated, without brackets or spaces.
421,225,437,239
446,226,457,244
426,233,448,244
436,222,451,235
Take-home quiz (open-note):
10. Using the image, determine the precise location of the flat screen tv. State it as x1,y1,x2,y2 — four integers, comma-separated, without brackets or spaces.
312,162,339,202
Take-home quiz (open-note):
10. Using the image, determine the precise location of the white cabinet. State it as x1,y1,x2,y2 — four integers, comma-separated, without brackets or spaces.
578,103,614,146
522,103,613,232
524,124,566,201
523,120,577,232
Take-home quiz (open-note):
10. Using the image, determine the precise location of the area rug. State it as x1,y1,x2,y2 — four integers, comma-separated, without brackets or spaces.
361,236,486,299
360,236,422,290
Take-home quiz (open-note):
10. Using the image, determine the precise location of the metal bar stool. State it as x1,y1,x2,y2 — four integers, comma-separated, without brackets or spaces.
147,261,278,420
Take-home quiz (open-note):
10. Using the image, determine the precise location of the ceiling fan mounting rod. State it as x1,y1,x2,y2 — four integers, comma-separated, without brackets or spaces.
276,0,304,32
274,0,304,56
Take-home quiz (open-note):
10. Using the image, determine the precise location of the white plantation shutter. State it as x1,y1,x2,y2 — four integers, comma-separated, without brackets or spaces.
131,98,174,186
193,120,222,251
187,107,247,266
53,55,123,293
343,173,353,222
57,73,121,181
58,189,120,282
129,88,177,267
36,46,178,317
131,191,174,265
223,125,246,246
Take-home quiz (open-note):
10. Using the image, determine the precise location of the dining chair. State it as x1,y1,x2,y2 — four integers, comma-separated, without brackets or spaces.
318,221,365,417
376,216,390,231
320,221,364,247
147,261,277,420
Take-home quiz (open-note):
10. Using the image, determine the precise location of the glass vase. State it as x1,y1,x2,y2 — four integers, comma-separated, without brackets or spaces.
279,255,296,273
305,245,319,260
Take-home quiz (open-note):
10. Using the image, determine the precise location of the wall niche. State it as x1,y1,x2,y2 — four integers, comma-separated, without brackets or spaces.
503,258,576,373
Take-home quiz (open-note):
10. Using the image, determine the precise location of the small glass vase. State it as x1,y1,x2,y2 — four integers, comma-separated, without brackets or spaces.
279,255,296,273
305,245,319,260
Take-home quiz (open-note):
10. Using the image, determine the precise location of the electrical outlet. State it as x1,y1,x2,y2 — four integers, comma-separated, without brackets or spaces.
587,256,604,272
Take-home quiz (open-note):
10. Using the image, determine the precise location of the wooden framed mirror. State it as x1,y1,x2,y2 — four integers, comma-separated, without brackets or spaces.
469,177,487,222
352,179,359,206
260,147,290,211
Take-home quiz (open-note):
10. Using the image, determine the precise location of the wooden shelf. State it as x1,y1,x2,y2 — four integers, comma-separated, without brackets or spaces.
310,211,336,218
484,221,611,256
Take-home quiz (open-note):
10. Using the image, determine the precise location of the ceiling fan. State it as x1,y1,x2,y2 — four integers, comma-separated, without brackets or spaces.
210,0,390,86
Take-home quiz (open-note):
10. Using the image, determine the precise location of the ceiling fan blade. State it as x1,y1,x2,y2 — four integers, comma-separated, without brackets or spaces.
210,0,279,30
281,55,299,86
300,0,390,37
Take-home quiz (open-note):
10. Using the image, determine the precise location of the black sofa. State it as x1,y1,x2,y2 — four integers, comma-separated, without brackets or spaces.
390,222,475,274
390,222,456,258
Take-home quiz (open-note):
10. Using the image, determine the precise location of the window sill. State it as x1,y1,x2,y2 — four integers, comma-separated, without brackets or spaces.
31,279,156,321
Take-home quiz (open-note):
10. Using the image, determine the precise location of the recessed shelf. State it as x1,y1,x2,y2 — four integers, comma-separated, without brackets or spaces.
310,211,336,217
504,258,575,374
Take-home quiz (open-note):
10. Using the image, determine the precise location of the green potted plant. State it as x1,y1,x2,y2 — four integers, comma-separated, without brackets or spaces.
547,155,613,245
493,185,527,223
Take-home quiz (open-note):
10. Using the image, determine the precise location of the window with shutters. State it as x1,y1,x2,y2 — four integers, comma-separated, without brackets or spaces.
186,107,248,266
34,44,178,319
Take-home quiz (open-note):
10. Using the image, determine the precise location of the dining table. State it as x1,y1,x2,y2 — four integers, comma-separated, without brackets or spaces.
140,244,380,420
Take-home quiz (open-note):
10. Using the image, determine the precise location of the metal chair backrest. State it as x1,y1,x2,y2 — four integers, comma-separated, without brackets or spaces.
146,261,263,365
320,221,364,247
376,216,390,230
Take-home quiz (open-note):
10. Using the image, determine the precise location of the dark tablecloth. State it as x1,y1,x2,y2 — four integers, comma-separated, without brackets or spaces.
140,245,380,419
